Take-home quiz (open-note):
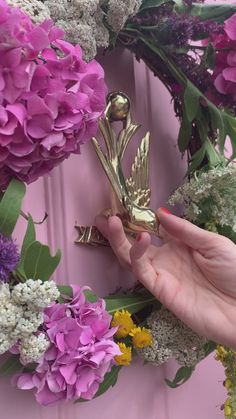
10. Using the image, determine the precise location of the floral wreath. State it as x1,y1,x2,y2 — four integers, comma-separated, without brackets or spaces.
0,0,236,416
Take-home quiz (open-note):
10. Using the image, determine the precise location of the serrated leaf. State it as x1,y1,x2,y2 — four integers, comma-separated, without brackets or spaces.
0,179,26,236
23,241,61,281
165,366,194,388
178,109,192,152
105,293,156,315
184,81,201,122
0,355,23,377
75,366,122,403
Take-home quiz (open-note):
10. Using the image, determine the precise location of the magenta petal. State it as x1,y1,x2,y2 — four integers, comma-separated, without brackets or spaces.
60,363,77,385
225,14,236,40
41,132,65,150
222,67,236,82
214,73,228,94
27,114,53,139
6,103,26,125
28,27,50,51
227,51,236,67
36,384,65,406
16,373,35,390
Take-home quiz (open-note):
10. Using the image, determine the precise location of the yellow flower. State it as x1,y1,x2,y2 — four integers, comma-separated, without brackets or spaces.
224,379,232,390
115,343,132,366
111,310,135,338
215,345,228,362
224,405,232,416
129,327,153,349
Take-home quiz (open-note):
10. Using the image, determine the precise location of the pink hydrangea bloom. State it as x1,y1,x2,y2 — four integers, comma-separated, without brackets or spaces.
14,286,120,406
211,13,236,101
0,1,107,189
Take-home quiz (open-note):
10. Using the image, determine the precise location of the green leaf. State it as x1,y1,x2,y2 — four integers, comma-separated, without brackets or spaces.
0,179,26,236
23,241,61,280
178,108,192,152
105,293,157,315
224,114,236,159
0,355,23,377
57,285,73,297
83,289,98,303
165,366,195,388
204,341,217,357
205,138,222,167
208,105,226,153
16,214,36,279
188,143,207,173
184,81,201,122
75,366,122,403
203,43,215,70
140,0,168,10
189,3,236,23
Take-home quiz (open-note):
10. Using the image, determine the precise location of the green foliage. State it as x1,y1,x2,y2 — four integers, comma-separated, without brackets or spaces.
165,366,195,388
76,366,122,403
23,241,61,281
140,0,168,10
105,291,158,315
0,355,23,377
83,289,99,303
203,43,215,70
0,179,26,237
188,3,236,23
184,81,201,122
178,108,192,152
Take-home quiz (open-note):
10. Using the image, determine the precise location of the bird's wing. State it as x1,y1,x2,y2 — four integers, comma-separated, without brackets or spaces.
125,132,151,208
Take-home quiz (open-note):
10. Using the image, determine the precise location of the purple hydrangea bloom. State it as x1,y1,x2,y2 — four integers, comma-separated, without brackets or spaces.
15,286,120,405
0,233,19,282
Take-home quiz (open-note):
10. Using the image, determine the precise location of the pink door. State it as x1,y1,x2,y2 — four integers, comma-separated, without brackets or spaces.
0,48,226,419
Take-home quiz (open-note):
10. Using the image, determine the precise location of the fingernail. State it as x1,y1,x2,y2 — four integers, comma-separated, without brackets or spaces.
159,207,171,215
136,234,142,242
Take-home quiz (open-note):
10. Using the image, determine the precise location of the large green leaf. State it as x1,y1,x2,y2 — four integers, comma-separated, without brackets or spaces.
165,366,195,388
208,105,226,153
189,3,236,23
105,292,157,315
0,355,23,377
23,241,61,281
184,81,201,122
188,143,207,173
178,108,192,152
76,366,122,403
0,179,26,236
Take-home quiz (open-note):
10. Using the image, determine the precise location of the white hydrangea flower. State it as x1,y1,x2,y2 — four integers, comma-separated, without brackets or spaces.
0,283,11,302
0,300,23,329
7,0,50,23
12,279,59,310
20,333,50,364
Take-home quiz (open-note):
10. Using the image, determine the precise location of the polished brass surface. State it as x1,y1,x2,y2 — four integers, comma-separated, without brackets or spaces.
75,91,159,245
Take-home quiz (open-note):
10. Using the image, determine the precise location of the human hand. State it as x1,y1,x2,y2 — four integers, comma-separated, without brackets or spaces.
96,209,236,349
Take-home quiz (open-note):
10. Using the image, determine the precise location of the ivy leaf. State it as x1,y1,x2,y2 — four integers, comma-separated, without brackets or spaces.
23,241,61,281
165,366,195,388
0,355,23,377
178,108,192,152
184,81,201,122
0,179,26,236
105,293,157,315
75,366,122,403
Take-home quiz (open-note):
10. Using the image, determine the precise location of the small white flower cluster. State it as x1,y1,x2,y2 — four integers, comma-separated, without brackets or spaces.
0,279,59,363
138,307,207,367
169,164,236,232
107,0,142,33
7,0,50,23
9,0,141,61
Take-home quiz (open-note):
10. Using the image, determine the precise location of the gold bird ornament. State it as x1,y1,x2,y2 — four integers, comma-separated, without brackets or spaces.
75,91,159,246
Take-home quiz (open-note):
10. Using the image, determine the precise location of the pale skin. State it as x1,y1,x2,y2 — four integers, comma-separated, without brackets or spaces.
96,208,236,350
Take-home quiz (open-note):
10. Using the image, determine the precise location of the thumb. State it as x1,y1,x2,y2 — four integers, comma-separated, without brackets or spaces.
157,208,217,251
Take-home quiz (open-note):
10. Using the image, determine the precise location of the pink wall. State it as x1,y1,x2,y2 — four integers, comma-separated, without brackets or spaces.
0,48,226,418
